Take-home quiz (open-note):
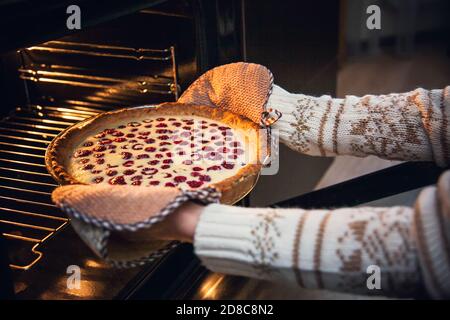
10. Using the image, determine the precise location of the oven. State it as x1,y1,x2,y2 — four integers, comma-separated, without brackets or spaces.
0,0,247,299
0,0,446,300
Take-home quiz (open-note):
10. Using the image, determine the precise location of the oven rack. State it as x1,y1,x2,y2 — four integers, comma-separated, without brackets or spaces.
21,41,180,100
1,40,182,270
0,105,108,270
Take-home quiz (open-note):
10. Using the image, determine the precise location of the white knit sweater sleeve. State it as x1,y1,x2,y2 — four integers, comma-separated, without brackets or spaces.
194,171,450,298
268,85,450,166
194,204,419,297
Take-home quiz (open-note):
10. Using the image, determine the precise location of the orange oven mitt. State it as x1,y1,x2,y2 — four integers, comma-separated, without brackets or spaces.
52,185,220,267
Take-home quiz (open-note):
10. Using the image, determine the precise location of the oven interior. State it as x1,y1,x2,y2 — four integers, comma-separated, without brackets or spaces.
0,0,249,300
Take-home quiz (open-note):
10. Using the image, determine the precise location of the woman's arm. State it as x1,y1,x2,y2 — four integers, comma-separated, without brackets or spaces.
169,171,450,298
270,85,450,166
182,203,421,297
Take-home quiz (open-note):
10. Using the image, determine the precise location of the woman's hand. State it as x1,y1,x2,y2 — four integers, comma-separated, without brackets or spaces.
151,202,204,243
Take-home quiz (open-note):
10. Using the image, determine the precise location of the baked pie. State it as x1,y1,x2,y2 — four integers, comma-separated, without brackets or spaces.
46,103,265,204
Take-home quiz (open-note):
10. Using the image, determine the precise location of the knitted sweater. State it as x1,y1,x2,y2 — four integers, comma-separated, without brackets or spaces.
194,86,450,298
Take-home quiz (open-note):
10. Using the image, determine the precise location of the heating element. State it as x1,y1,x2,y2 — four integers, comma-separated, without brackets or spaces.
1,40,180,270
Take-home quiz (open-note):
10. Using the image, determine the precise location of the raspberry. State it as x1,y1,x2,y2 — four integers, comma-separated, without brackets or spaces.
132,144,144,150
123,160,134,167
92,177,104,184
145,146,156,152
187,180,203,188
99,139,112,145
109,176,126,185
156,129,172,134
137,154,150,159
106,170,117,176
222,162,235,170
142,167,158,175
74,149,92,157
123,169,136,175
174,176,187,183
82,164,94,170
180,131,191,138
121,152,133,160
199,175,211,182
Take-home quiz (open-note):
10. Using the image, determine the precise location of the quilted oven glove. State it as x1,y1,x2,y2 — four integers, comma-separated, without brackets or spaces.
52,185,220,268
178,62,275,125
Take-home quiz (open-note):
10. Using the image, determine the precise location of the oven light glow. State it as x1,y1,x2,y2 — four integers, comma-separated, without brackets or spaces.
84,259,104,269
199,274,225,299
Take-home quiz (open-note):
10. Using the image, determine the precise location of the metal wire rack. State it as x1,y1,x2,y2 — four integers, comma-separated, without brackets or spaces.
0,106,87,270
1,41,179,270
21,41,180,102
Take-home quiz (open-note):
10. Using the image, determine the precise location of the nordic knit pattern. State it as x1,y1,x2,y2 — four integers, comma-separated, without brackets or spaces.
270,85,450,166
195,204,420,297
194,84,450,298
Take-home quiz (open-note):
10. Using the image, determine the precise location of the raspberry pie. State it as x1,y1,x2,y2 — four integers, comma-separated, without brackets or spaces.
46,103,264,204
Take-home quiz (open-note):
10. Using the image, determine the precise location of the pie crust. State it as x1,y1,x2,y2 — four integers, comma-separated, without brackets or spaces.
46,103,265,204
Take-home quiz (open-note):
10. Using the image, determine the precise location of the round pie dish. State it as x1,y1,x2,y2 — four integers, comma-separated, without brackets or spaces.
45,103,266,204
